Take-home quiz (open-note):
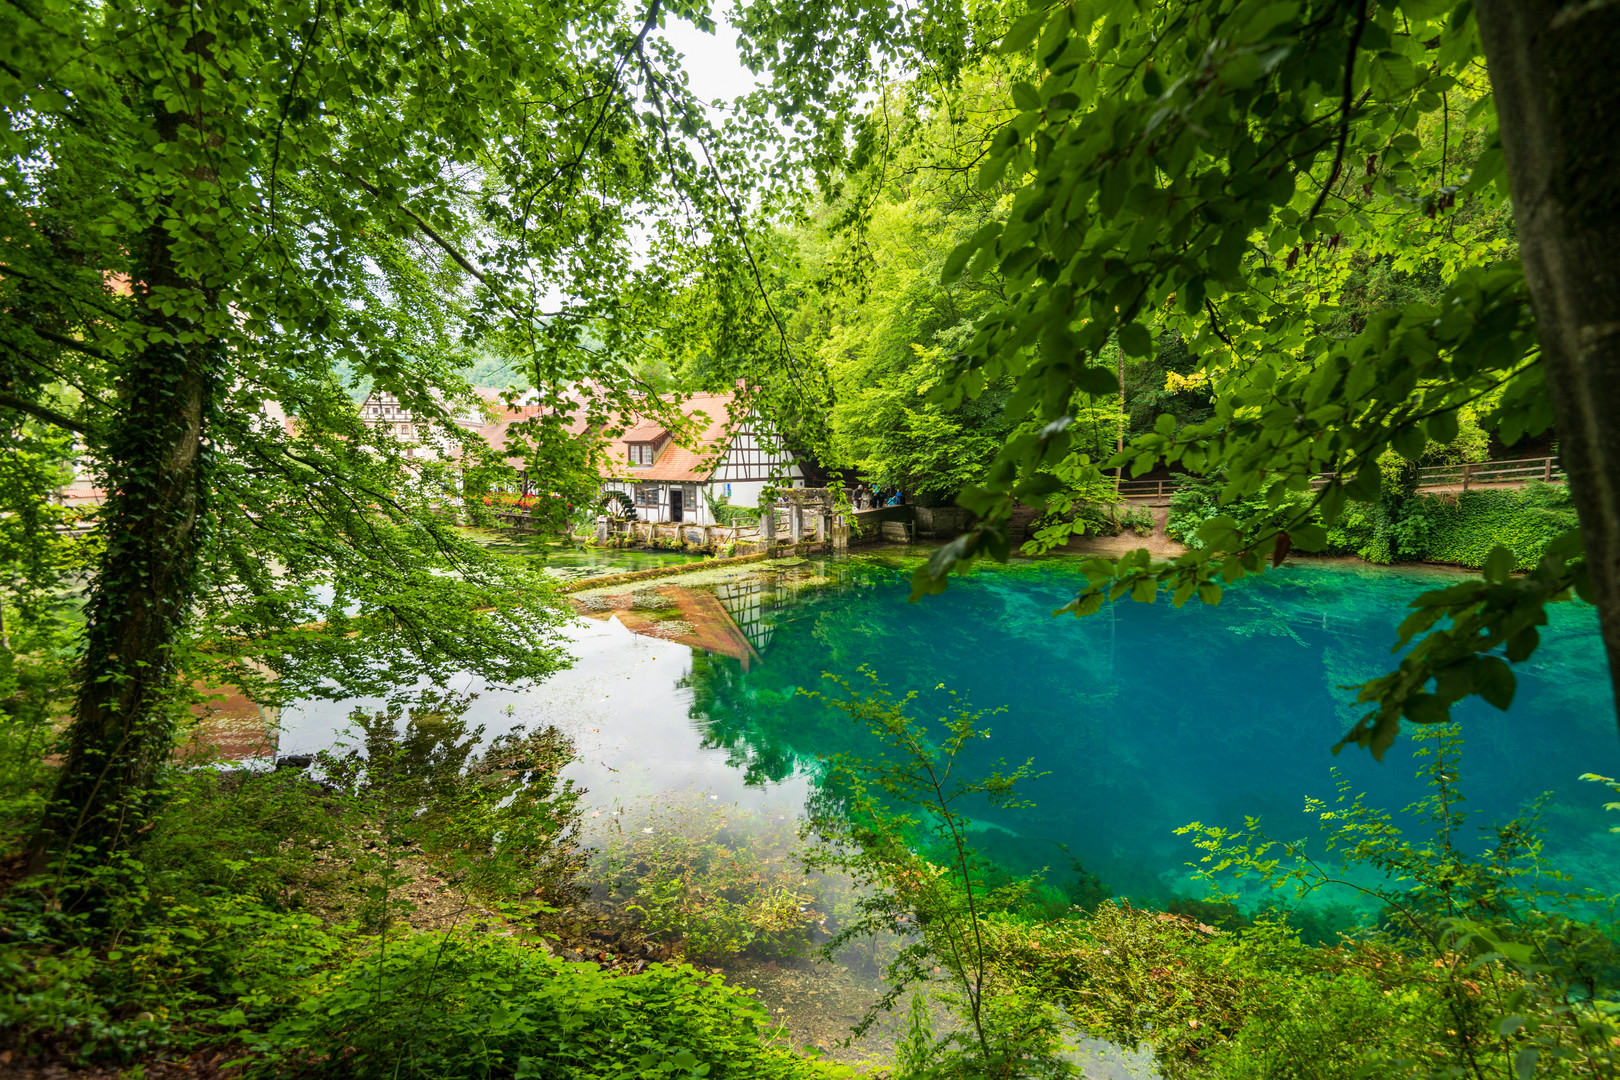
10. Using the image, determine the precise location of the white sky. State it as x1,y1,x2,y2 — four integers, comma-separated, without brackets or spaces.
654,13,764,110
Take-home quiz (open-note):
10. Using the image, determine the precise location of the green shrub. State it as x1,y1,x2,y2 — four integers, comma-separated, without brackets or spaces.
251,934,832,1080
1035,499,1154,546
1419,482,1579,569
1118,503,1155,536
0,708,589,1066
1169,471,1576,570
811,671,1620,1080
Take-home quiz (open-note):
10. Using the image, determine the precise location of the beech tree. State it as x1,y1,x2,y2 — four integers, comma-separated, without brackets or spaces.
0,0,785,867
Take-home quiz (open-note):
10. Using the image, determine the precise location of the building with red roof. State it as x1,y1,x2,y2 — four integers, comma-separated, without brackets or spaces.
469,389,803,525
596,391,803,524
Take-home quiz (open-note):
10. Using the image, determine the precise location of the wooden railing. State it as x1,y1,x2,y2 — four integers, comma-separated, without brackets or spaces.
1116,478,1179,498
1118,456,1563,500
1414,455,1561,490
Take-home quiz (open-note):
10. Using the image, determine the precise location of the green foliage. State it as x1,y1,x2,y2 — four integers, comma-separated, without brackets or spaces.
2,0,818,865
251,934,831,1080
0,706,584,1062
802,670,1074,1079
1034,498,1154,549
2,887,349,1064
1154,727,1620,1080
739,0,1596,743
1421,484,1581,570
816,684,1620,1080
1120,333,1215,436
320,699,587,908
705,491,762,528
1,704,839,1076
1168,472,1576,574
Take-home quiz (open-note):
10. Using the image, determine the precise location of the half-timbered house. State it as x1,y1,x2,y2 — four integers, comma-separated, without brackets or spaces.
596,391,803,524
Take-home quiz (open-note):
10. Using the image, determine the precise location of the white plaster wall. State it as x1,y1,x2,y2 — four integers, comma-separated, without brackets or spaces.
717,478,770,509
716,473,803,509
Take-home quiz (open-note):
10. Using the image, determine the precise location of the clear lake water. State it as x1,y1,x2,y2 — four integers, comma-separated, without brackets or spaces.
280,551,1620,918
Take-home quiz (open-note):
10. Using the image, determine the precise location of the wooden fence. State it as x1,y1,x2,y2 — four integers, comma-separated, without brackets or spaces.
1117,455,1563,500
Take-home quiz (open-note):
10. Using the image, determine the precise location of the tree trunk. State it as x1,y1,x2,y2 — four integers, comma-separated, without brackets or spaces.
28,87,220,873
1473,0,1620,737
1116,353,1125,495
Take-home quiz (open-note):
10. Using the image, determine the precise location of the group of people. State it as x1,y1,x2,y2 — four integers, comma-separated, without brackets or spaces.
850,486,905,510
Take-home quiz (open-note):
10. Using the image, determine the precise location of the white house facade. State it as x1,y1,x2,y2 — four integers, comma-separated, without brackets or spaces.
596,392,803,525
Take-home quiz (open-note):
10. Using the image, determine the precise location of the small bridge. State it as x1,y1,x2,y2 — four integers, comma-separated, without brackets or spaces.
1117,455,1563,501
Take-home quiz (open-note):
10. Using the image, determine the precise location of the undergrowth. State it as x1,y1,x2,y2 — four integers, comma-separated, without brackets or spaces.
0,699,840,1078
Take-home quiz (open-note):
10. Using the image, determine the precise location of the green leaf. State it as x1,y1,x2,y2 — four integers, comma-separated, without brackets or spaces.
1010,81,1042,111
1483,545,1514,583
1402,693,1451,725
979,155,1012,191
1392,424,1427,462
1346,459,1382,501
1196,515,1242,551
1475,656,1516,710
1118,322,1152,358
1076,364,1119,396
1505,625,1540,663
1426,409,1460,444
1181,275,1206,315
1218,51,1264,88
999,9,1050,54
1291,523,1328,551
940,222,1000,282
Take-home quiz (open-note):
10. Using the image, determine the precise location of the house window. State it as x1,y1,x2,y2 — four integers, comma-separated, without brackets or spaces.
635,484,659,507
628,443,655,465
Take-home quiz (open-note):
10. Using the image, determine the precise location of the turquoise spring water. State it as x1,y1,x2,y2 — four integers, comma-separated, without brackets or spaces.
282,552,1620,917
682,555,1620,911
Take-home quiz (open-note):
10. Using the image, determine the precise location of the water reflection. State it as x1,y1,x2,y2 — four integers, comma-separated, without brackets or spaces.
284,554,1620,913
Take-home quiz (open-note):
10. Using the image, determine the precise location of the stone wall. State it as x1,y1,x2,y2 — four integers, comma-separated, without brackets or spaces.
914,505,969,538
850,505,913,545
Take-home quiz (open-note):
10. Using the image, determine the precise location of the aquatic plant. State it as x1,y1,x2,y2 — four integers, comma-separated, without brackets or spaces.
580,798,820,963
801,669,1070,1079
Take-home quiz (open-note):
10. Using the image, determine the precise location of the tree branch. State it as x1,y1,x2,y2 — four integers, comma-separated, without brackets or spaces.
1306,0,1372,223
1205,297,1237,348
22,325,111,361
0,390,94,435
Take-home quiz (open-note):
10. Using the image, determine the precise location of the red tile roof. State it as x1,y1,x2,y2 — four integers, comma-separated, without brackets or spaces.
469,390,740,483
605,392,736,483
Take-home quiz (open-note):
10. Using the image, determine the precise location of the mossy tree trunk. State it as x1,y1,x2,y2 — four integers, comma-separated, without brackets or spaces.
28,67,221,873
1475,0,1620,734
